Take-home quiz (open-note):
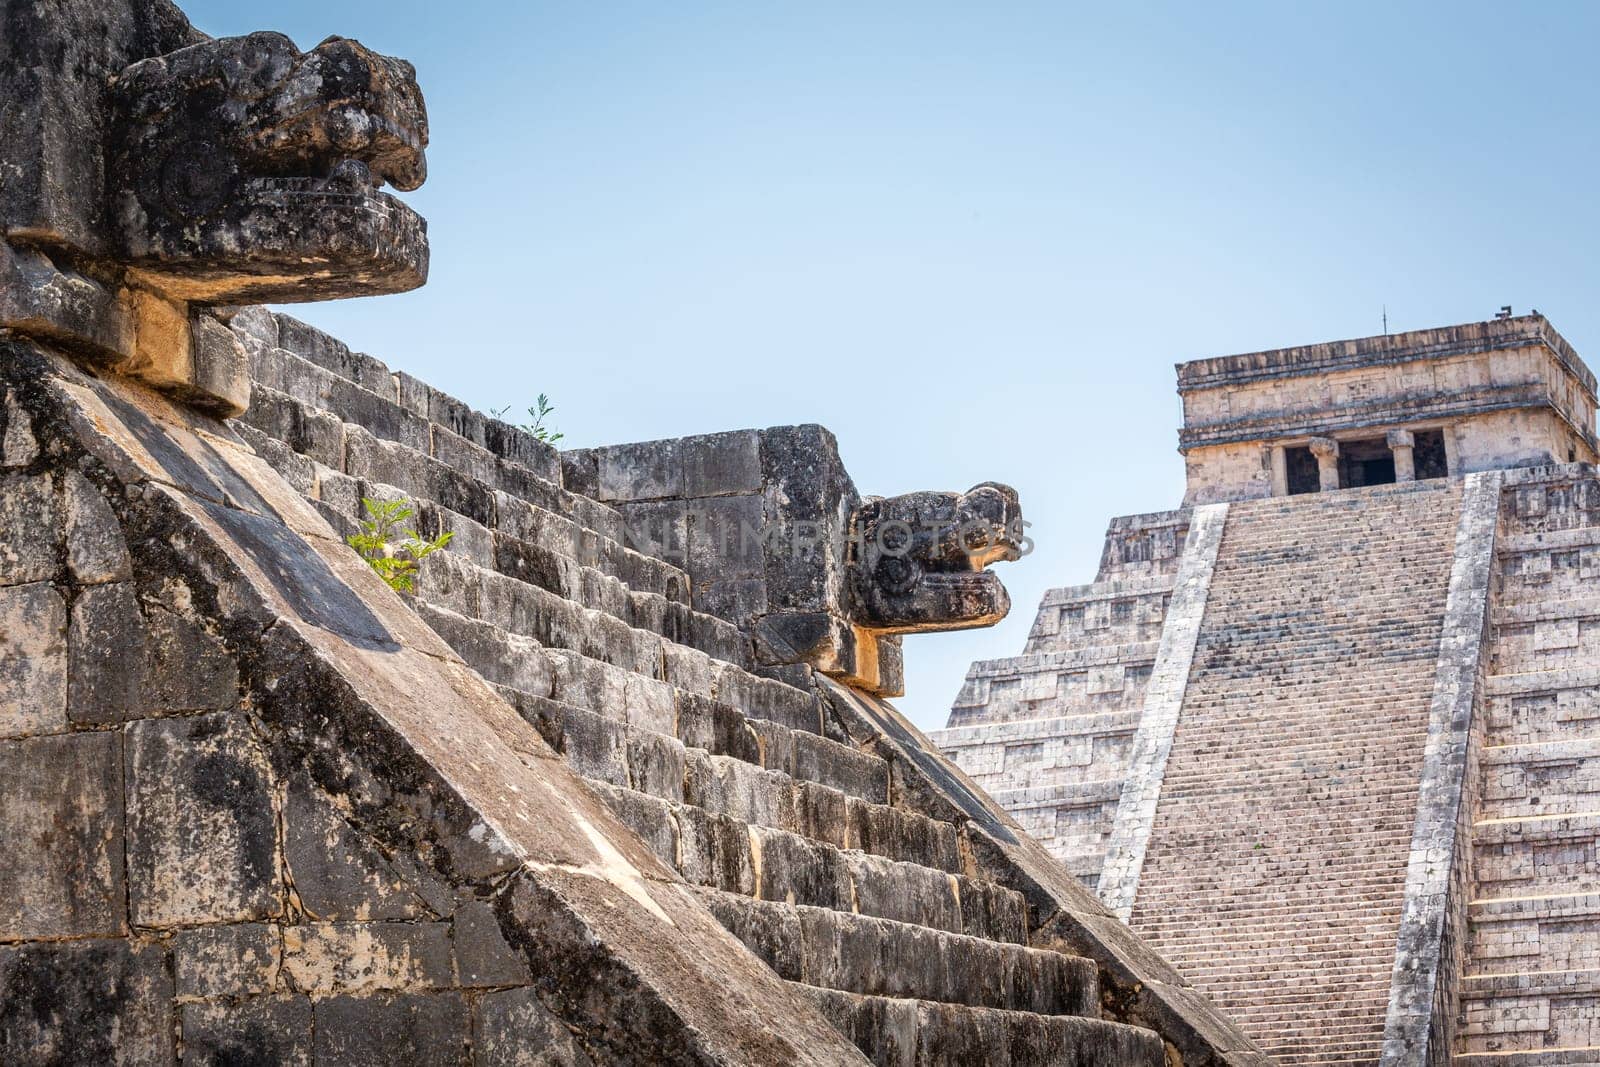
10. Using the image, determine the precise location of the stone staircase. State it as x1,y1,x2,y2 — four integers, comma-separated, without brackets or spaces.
231,311,1182,1064
931,512,1189,887
1124,481,1465,1065
1457,471,1600,1061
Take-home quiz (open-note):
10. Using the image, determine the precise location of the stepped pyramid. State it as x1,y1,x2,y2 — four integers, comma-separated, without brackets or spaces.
934,317,1600,1063
0,0,1262,1063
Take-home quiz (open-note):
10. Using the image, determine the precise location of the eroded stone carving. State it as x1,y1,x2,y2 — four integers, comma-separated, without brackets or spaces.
109,31,429,303
849,482,1021,633
0,1,430,416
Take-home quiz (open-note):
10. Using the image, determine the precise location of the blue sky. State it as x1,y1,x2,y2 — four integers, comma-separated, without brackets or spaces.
184,0,1600,729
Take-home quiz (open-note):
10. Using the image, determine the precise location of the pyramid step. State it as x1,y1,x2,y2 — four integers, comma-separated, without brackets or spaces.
417,544,748,677
695,890,1096,1017
587,781,1024,944
414,604,890,805
239,370,655,575
494,687,955,873
1467,892,1600,977
1458,968,1600,1052
798,985,1167,1067
1479,738,1600,821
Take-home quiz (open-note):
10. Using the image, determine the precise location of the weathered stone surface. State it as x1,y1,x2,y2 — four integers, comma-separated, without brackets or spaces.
280,921,454,994
0,940,173,1067
313,993,470,1067
0,582,68,737
63,469,132,582
109,32,430,303
453,899,534,988
0,731,125,938
67,582,147,724
1,387,39,467
0,472,60,585
143,585,239,712
0,242,134,362
684,430,763,498
184,313,251,417
173,922,282,998
283,771,428,921
473,987,595,1066
180,995,311,1067
125,711,281,926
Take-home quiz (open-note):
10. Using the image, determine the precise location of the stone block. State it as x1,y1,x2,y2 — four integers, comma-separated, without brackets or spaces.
560,448,599,498
618,499,687,565
67,582,146,725
187,313,251,418
283,772,428,922
453,899,533,988
688,493,766,582
143,590,239,712
0,582,67,737
126,711,281,927
0,731,125,938
0,940,174,1066
484,418,559,482
473,987,594,1066
694,577,769,625
173,923,282,998
63,470,131,583
0,472,60,585
313,992,470,1067
675,805,755,895
684,430,763,497
1,388,39,468
179,995,311,1067
598,440,683,502
280,921,454,994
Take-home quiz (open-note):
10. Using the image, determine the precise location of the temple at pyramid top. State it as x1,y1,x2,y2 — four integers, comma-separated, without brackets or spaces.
1177,312,1597,503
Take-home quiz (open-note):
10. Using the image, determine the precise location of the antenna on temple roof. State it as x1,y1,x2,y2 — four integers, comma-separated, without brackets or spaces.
1496,305,1513,320
1382,305,1388,334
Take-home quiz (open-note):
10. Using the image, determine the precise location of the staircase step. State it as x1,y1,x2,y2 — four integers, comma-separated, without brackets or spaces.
798,985,1167,1067
414,603,882,802
694,890,1096,1017
586,780,1024,943
243,352,667,558
417,544,748,679
491,685,947,871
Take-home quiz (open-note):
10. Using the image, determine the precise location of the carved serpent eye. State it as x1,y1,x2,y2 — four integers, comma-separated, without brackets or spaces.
874,555,922,596
159,141,241,220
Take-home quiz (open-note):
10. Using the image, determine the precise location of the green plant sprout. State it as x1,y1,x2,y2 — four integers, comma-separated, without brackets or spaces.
490,394,564,444
346,496,453,594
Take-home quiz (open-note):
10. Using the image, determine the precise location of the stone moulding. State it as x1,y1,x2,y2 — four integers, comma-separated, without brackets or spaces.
1175,315,1595,398
1096,502,1230,921
1378,470,1501,1065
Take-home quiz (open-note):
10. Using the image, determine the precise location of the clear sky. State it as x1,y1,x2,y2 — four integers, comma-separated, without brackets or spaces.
183,0,1600,730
